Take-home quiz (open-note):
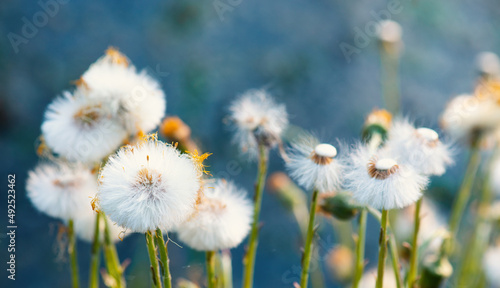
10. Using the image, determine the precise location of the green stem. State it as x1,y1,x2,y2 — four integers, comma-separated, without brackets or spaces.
90,213,101,288
300,190,320,288
408,198,422,287
367,207,403,288
352,209,367,288
242,144,269,288
375,210,389,288
442,137,481,255
103,218,125,288
155,229,172,288
146,231,162,288
68,219,80,288
206,251,216,288
380,45,400,114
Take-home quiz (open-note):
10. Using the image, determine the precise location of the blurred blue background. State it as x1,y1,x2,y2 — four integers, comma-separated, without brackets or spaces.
1,0,499,287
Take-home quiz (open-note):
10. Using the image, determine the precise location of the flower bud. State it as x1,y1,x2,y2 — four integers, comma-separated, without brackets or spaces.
362,109,392,145
318,192,363,221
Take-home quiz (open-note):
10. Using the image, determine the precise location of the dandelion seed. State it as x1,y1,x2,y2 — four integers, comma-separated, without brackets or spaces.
344,144,428,210
41,90,127,163
26,161,96,221
97,136,201,233
386,119,453,176
228,89,288,159
286,137,344,193
177,179,253,251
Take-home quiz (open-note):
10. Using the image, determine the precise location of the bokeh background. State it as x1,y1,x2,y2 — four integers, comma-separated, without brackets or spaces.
1,0,500,287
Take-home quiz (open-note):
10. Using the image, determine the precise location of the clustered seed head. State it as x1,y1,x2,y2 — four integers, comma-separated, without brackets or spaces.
367,157,399,180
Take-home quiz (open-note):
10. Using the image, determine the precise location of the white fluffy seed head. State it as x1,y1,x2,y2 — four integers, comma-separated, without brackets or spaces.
41,89,128,164
26,161,96,221
177,179,253,251
386,119,453,176
228,89,288,159
97,136,201,233
286,137,344,193
344,144,428,210
81,50,166,135
483,245,500,286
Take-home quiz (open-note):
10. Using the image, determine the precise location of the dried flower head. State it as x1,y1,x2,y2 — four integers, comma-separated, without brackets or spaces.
286,137,344,193
177,179,253,251
344,144,428,210
386,119,453,176
41,90,127,163
80,48,166,135
228,89,288,158
26,161,96,221
97,135,201,233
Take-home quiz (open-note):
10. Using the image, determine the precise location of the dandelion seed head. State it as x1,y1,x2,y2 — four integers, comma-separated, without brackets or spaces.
286,137,344,193
344,144,428,210
97,136,201,233
386,119,453,176
177,179,253,251
26,161,96,221
377,20,402,44
41,90,127,163
228,89,288,158
80,49,166,135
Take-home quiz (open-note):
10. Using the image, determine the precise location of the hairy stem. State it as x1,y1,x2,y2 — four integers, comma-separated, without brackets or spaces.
375,210,389,288
89,213,101,288
68,219,80,288
146,231,162,288
408,198,422,287
155,229,172,288
352,209,367,288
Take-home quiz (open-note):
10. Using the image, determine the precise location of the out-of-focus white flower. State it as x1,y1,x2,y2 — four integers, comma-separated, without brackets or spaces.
359,267,397,288
344,144,428,210
228,89,288,158
386,119,453,176
476,51,500,77
441,93,500,141
73,208,129,243
377,20,402,44
483,244,500,286
42,90,127,163
286,137,344,193
97,136,201,233
177,179,253,251
27,161,96,221
80,48,166,135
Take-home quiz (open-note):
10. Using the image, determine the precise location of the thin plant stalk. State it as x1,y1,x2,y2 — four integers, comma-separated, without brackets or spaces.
206,251,216,288
155,229,172,288
300,189,320,288
220,250,233,288
145,231,162,288
408,198,423,287
68,219,80,288
375,210,389,288
103,218,125,288
380,45,400,114
442,136,481,255
352,208,367,288
242,144,269,288
89,212,102,288
367,207,403,288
